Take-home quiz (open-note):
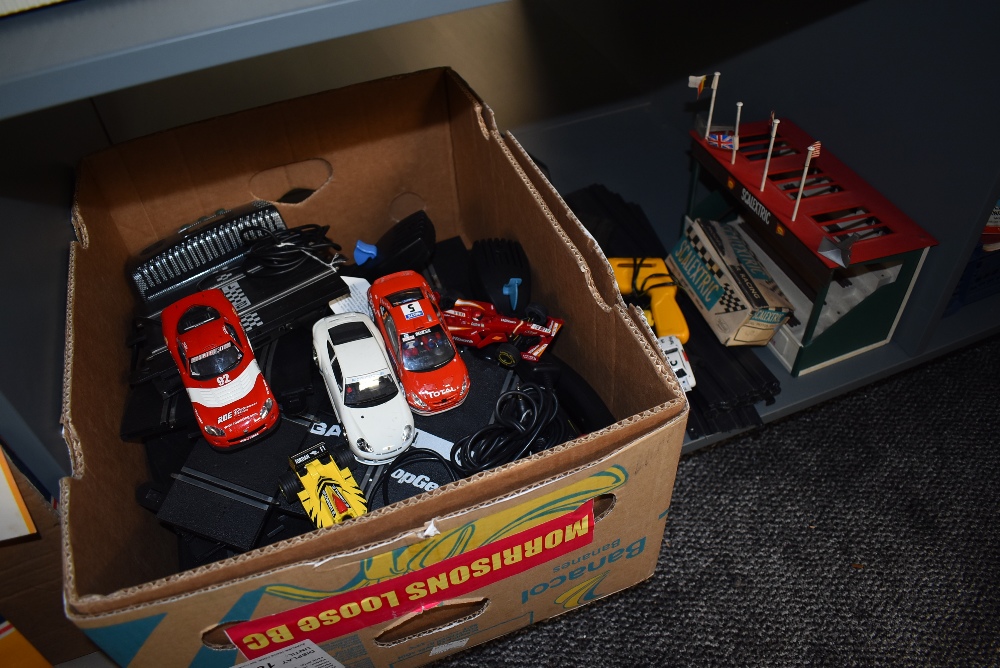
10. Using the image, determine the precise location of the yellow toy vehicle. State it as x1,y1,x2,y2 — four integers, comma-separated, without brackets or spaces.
609,257,689,344
278,441,367,528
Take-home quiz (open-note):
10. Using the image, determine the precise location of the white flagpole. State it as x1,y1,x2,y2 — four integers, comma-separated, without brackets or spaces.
703,72,721,140
760,117,779,191
732,101,743,164
792,142,821,221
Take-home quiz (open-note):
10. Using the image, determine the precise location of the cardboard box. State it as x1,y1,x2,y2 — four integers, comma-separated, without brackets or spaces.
668,216,793,346
59,69,687,666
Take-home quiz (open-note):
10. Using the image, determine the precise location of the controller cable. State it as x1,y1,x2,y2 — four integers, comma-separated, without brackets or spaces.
241,224,347,276
450,381,565,477
630,256,677,295
369,448,459,508
368,381,567,506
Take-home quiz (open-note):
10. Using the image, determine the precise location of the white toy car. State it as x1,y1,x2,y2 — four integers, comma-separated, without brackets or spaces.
312,312,416,463
658,335,696,393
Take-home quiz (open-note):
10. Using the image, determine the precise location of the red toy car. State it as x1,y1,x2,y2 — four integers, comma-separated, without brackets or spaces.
368,270,470,415
160,288,280,449
441,298,564,368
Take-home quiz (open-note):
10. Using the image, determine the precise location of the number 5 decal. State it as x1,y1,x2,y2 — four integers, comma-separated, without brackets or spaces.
403,302,424,319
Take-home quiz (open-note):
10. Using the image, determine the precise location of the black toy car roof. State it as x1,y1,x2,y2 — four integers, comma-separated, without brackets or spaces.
328,320,372,346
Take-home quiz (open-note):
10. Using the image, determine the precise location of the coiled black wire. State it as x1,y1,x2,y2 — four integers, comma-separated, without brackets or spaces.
370,447,459,507
367,381,567,508
450,381,565,477
241,224,346,276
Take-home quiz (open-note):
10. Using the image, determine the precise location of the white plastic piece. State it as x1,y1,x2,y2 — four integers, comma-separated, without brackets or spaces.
328,275,373,317
420,518,442,539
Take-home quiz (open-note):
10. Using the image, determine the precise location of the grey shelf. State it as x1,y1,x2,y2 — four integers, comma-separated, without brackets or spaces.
677,299,1000,455
0,101,113,497
0,0,505,121
931,291,1000,353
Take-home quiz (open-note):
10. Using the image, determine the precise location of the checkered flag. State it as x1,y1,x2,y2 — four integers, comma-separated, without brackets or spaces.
683,227,745,313
239,310,265,333
219,281,265,332
717,284,746,313
219,279,250,310
686,227,726,279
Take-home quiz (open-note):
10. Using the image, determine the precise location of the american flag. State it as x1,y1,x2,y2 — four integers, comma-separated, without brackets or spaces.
808,141,822,158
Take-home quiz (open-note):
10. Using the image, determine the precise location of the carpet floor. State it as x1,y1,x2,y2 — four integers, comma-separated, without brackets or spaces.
435,333,1000,667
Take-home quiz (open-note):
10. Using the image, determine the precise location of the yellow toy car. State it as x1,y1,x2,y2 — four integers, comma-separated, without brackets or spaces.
277,442,367,528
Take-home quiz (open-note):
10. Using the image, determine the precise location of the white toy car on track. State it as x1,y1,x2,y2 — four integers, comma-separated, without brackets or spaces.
312,312,416,464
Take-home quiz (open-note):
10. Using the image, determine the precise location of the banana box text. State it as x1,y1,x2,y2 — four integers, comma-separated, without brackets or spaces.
227,500,595,660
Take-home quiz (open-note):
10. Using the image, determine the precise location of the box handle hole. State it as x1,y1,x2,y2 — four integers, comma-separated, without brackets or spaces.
249,158,332,203
200,620,246,650
388,192,427,222
593,493,616,522
374,597,488,647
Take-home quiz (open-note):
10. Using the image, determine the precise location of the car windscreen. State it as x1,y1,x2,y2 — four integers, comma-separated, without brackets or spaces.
178,305,220,332
344,370,399,408
399,325,456,373
189,341,243,379
386,288,424,307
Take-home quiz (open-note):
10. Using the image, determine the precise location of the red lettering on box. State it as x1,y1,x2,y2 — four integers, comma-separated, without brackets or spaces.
227,500,595,659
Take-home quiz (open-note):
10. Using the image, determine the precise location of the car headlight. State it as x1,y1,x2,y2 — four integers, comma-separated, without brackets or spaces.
204,425,225,437
259,398,273,419
409,392,428,409
357,438,372,452
402,424,414,445
461,376,469,395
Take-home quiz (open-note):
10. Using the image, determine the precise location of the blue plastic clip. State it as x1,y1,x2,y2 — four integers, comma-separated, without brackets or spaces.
502,277,522,311
354,240,378,265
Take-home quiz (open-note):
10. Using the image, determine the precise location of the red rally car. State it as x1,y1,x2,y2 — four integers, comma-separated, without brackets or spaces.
368,270,470,416
160,288,280,449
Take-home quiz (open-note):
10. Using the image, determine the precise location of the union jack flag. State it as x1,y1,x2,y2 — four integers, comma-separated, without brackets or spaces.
707,131,735,150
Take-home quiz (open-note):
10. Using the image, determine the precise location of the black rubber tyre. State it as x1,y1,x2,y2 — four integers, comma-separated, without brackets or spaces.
496,342,521,369
524,302,548,325
332,444,355,470
278,470,304,503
